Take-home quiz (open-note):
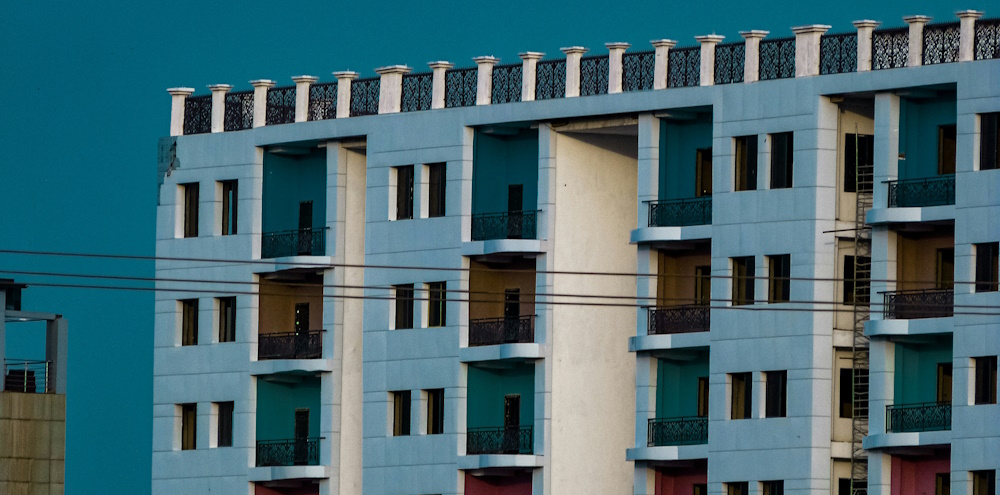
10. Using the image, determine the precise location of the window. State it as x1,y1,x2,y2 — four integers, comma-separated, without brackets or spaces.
734,135,758,191
696,147,713,197
973,470,996,495
181,403,197,450
762,480,784,495
732,257,755,306
220,180,238,235
218,297,236,343
843,255,871,305
937,362,953,403
976,243,999,292
392,391,411,436
770,132,794,188
983,113,1000,170
695,266,711,305
697,377,709,417
216,401,233,447
938,124,957,175
936,473,950,495
727,482,749,495
395,165,414,220
182,182,199,238
936,248,955,290
427,282,446,327
768,254,790,303
844,133,874,193
428,163,446,217
839,368,854,418
838,479,851,495
181,299,198,346
975,356,998,405
394,284,414,329
693,485,708,495
765,370,787,418
426,389,444,435
730,372,752,420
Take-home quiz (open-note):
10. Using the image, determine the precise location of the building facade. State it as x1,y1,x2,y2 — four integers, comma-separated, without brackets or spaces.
153,11,1000,495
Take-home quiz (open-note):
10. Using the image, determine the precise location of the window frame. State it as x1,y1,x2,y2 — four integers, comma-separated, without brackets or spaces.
770,132,794,189
976,242,999,292
217,297,236,343
427,163,446,218
982,113,999,171
938,124,957,175
182,182,199,238
843,255,872,305
844,133,875,193
426,388,444,435
181,403,197,450
394,284,415,330
732,256,755,306
730,372,752,420
975,356,998,405
220,179,238,236
216,401,234,448
392,390,412,436
764,370,788,418
734,135,758,192
767,254,791,303
181,299,198,346
427,281,446,327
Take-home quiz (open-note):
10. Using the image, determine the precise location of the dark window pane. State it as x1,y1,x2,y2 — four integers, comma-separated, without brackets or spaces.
768,255,790,303
181,299,198,346
839,368,854,418
218,297,236,343
395,166,414,220
844,134,874,193
221,180,238,235
427,282,446,327
976,243,999,292
181,403,197,450
765,370,787,418
428,163,446,217
732,257,755,305
844,255,871,305
427,389,444,435
394,284,414,329
975,356,998,405
982,113,999,171
217,401,234,447
183,183,199,238
771,132,793,189
938,124,957,175
393,391,411,436
735,136,758,191
731,372,752,420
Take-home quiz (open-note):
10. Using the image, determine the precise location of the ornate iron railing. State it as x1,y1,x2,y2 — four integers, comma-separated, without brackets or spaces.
224,90,254,131
445,67,477,108
886,402,951,433
469,316,534,346
882,289,953,319
535,59,566,100
622,50,655,92
820,32,858,74
647,417,708,446
308,82,337,120
887,175,955,207
401,72,433,112
647,197,712,227
668,46,700,88
183,95,211,135
648,306,710,335
872,27,909,70
975,18,1000,60
491,63,522,104
466,426,532,455
923,22,960,65
256,438,321,466
261,228,327,258
760,37,796,80
350,77,380,117
580,55,609,96
265,86,296,126
714,42,745,85
3,360,51,393
258,331,323,360
471,210,538,241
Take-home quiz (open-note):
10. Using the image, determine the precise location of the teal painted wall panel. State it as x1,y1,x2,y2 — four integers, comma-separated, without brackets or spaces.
898,96,957,180
467,363,535,428
472,129,539,215
659,119,713,201
656,357,710,418
893,339,953,404
262,150,327,234
256,377,322,440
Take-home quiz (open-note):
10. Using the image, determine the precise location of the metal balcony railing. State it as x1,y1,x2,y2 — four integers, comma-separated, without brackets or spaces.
648,416,708,446
648,306,710,335
261,228,326,258
882,289,954,319
647,197,712,227
470,210,538,241
466,426,533,455
2,360,51,393
258,331,323,360
886,402,951,433
256,437,322,466
887,175,955,207
468,316,534,346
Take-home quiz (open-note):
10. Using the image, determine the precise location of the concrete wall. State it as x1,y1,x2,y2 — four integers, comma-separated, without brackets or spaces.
0,392,65,495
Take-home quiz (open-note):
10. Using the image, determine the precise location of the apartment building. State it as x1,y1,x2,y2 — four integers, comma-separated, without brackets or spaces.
153,11,1000,495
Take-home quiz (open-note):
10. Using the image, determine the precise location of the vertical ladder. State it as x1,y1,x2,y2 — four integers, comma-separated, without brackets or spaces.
851,131,873,495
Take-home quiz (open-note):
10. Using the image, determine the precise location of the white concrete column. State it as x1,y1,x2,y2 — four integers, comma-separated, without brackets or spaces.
651,39,677,90
695,35,725,86
428,61,453,109
792,25,831,77
167,87,194,136
250,79,275,128
473,56,499,105
45,317,68,394
873,92,900,211
957,10,984,62
208,84,232,133
904,15,933,67
561,46,588,97
333,71,358,119
853,20,881,72
605,42,630,94
740,31,769,83
637,114,660,227
519,52,545,101
375,65,411,114
291,75,317,123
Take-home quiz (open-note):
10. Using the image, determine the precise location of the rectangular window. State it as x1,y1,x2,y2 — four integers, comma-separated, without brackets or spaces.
696,147,713,197
426,389,444,435
428,163,446,217
697,377,709,417
839,368,854,418
216,401,233,447
976,242,999,292
982,113,1000,171
181,403,197,450
936,248,955,290
770,132,794,189
844,133,875,193
762,480,784,495
838,479,852,495
734,135,758,191
732,257,755,306
975,356,998,405
182,182,199,238
218,297,236,343
394,284,414,330
765,370,787,418
727,482,749,495
938,124,957,175
730,372,752,420
843,255,872,305
768,254,791,303
936,473,950,495
937,362,953,403
695,266,711,305
392,391,411,436
973,470,996,495
693,485,708,495
181,299,198,346
395,165,414,220
220,180,238,235
427,282,446,327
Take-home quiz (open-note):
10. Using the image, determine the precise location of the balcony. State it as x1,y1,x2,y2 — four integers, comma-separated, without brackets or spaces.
882,289,953,319
647,198,712,227
2,360,51,393
469,316,534,347
648,306,710,335
466,426,533,455
888,176,955,208
256,438,321,467
471,211,538,241
258,331,323,360
886,402,951,433
261,228,326,258
647,417,708,446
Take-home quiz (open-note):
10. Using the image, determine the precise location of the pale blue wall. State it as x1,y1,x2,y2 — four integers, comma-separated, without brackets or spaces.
898,96,957,180
262,150,327,233
466,363,534,428
656,356,710,418
472,129,539,215
256,377,322,440
893,339,953,405
659,119,713,200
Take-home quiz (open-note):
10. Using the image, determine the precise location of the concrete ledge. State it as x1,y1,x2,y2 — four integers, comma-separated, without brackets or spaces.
253,255,335,274
458,454,543,470
249,358,334,375
625,443,708,461
831,441,853,459
863,429,951,450
866,204,955,225
630,225,712,244
458,344,545,363
461,239,546,257
629,332,710,352
865,317,953,337
248,465,330,482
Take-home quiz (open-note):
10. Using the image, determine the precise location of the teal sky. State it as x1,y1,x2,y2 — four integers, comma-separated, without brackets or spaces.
0,0,989,492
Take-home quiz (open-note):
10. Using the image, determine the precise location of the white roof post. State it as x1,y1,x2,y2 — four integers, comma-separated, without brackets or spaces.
518,52,545,102
740,31,769,83
606,42,631,94
792,25,831,77
904,15,933,66
167,87,195,137
695,35,725,86
473,56,500,105
375,65,411,114
291,76,318,123
333,71,359,119
250,80,275,128
853,20,881,72
208,84,233,133
561,47,588,97
428,61,453,109
650,40,677,90
957,10,984,62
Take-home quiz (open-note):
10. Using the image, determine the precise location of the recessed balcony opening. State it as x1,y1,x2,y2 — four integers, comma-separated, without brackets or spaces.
890,89,957,208
883,223,954,319
253,480,320,495
650,353,709,447
468,260,536,347
652,461,708,495
650,112,712,227
256,375,322,467
258,276,324,360
464,469,532,495
472,126,539,241
887,336,952,433
262,148,328,258
888,450,950,494
466,362,534,455
649,244,711,335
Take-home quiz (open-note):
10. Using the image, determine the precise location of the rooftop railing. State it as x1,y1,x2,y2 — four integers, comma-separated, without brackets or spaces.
975,18,1000,60
349,77,379,117
580,55,609,97
258,330,323,360
714,42,745,84
667,46,700,88
887,175,955,207
182,95,211,135
308,82,337,121
647,197,712,227
923,22,961,65
535,59,566,100
759,37,796,80
882,288,954,319
3,360,51,394
261,227,327,258
648,306,710,335
872,26,909,70
886,402,951,433
470,210,538,241
265,86,296,125
648,416,708,446
445,67,477,108
466,426,533,455
491,63,522,104
820,32,858,74
224,90,254,131
622,50,655,92
256,438,321,467
469,316,534,347
401,72,433,112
